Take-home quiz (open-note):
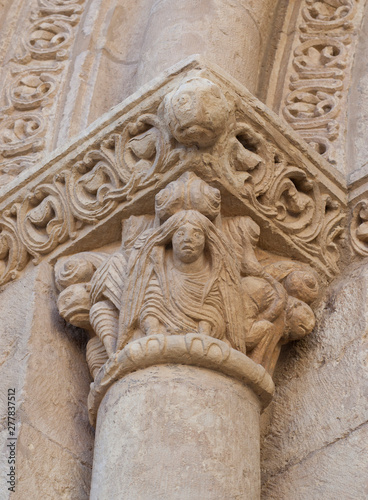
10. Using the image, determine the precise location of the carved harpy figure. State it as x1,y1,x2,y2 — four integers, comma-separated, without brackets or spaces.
117,209,246,353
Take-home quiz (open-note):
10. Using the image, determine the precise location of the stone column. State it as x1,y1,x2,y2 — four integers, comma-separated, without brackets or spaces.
88,334,274,500
136,0,279,93
48,62,341,498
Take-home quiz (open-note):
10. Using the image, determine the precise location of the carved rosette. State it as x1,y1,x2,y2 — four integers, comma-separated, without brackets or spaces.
0,0,86,184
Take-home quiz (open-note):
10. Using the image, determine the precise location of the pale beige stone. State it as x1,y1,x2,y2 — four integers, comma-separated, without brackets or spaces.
88,333,274,424
267,0,366,171
88,333,273,499
0,58,347,296
47,66,344,497
261,262,368,499
0,267,36,498
350,199,368,256
55,155,320,497
15,423,91,500
1,2,368,498
0,262,94,498
55,170,320,382
135,0,279,94
0,0,88,183
347,1,368,177
91,364,262,500
263,423,368,500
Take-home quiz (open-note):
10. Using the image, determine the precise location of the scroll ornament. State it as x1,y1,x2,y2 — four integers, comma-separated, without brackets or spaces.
283,0,358,164
0,0,87,184
55,173,319,380
350,200,368,256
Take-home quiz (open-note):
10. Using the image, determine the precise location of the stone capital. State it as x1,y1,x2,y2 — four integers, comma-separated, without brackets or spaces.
0,56,346,292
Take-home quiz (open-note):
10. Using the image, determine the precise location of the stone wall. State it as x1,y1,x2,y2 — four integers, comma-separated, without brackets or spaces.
261,263,368,498
0,263,93,498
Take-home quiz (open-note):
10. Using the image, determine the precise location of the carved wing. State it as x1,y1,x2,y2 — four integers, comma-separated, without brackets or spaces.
221,216,263,276
90,252,127,309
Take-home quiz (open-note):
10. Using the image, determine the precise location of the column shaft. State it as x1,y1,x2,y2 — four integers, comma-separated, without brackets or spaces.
90,364,262,499
136,0,278,92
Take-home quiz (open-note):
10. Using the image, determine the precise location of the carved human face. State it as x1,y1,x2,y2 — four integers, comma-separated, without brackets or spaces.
172,222,206,263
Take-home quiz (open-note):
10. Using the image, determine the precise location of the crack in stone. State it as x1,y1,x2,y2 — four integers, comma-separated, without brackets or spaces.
24,422,93,470
262,418,368,486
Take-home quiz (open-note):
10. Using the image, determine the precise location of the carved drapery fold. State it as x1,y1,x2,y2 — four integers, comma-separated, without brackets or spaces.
0,59,349,417
55,171,320,422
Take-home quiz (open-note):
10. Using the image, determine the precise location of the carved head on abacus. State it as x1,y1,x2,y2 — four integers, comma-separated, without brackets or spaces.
163,77,231,148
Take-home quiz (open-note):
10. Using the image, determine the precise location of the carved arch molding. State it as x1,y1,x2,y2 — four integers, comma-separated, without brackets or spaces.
272,0,366,169
0,0,88,182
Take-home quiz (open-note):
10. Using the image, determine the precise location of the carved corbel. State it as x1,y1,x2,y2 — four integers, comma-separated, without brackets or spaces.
55,251,110,378
0,64,345,399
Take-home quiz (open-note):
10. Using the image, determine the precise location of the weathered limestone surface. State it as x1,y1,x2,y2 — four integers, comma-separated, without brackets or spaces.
0,57,347,294
347,1,368,177
0,0,89,184
0,263,93,499
58,0,284,143
262,423,368,499
268,0,367,171
0,266,36,498
0,0,285,176
50,63,330,497
134,0,279,92
53,0,157,144
0,51,352,497
261,263,368,499
91,364,263,500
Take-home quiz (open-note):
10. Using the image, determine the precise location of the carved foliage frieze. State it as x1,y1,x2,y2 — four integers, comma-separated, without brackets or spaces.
350,200,368,255
0,70,346,288
0,0,86,185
